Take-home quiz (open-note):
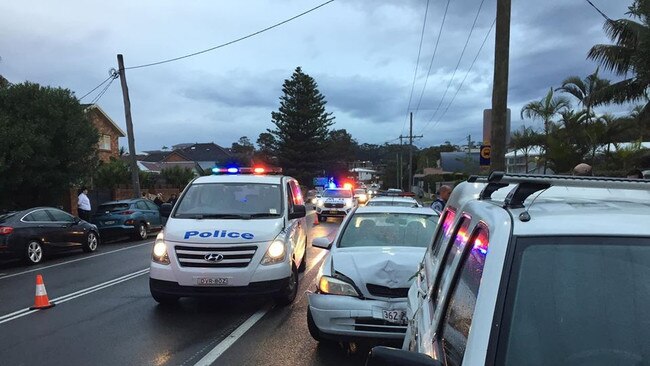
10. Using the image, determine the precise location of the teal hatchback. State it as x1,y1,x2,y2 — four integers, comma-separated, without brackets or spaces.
91,199,163,241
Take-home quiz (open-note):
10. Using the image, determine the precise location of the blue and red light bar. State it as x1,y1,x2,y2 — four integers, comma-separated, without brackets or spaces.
211,166,283,175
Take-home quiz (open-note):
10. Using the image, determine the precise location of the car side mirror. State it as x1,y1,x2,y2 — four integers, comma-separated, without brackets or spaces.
73,216,81,224
312,237,332,250
288,204,306,220
159,203,172,218
366,347,442,366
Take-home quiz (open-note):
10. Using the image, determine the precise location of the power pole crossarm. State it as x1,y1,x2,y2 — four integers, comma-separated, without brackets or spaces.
401,112,424,193
117,54,141,198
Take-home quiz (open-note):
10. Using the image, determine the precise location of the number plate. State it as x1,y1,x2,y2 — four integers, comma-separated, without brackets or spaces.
196,277,228,286
104,220,115,225
382,310,407,324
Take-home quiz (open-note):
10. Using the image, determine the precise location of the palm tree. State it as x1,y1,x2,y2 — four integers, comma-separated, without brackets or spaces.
520,88,572,173
510,126,541,173
556,68,610,123
588,0,650,122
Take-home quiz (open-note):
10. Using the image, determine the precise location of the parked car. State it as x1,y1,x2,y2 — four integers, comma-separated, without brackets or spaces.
308,206,439,343
0,207,99,264
366,196,422,208
368,172,650,365
353,188,369,204
91,199,163,240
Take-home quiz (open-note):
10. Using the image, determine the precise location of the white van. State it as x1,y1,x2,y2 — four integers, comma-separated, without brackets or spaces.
149,167,308,306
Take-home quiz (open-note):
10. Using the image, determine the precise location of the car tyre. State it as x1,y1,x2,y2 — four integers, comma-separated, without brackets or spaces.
151,289,179,305
25,240,44,265
133,222,148,240
298,247,307,273
274,266,298,306
307,307,332,343
83,231,99,253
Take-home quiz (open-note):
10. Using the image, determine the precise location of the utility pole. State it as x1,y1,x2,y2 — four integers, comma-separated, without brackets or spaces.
490,0,511,171
467,134,472,157
401,112,423,193
398,136,404,190
395,152,399,188
117,54,141,198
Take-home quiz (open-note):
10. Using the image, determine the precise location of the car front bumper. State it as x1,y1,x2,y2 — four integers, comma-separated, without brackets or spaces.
96,225,137,237
316,207,351,217
150,277,288,298
308,293,408,340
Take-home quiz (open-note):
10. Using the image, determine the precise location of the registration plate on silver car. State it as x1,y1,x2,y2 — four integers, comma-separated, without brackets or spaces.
382,310,407,324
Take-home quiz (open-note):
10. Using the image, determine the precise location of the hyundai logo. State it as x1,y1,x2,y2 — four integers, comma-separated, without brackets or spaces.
204,253,224,262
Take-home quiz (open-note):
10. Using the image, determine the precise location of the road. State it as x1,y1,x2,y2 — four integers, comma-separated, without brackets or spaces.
0,213,384,366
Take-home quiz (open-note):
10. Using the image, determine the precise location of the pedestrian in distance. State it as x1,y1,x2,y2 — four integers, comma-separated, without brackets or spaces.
572,163,593,176
153,193,164,207
431,185,452,214
626,169,644,179
77,186,91,222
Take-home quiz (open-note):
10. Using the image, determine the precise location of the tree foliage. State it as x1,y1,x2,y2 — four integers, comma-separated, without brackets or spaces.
161,165,195,188
268,67,335,184
0,82,98,209
94,158,130,189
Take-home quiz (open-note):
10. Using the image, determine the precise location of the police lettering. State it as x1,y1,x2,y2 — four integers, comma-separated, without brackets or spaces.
184,230,255,240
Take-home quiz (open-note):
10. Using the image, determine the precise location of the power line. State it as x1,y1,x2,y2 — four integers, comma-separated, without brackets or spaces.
124,0,334,70
412,0,452,117
401,0,431,137
78,74,113,101
584,0,611,21
90,72,118,104
425,0,488,126
420,17,496,136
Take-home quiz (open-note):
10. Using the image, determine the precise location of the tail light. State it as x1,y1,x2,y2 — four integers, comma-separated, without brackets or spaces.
0,226,14,235
119,210,135,215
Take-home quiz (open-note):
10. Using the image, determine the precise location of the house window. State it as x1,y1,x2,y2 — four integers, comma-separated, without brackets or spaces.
99,134,111,151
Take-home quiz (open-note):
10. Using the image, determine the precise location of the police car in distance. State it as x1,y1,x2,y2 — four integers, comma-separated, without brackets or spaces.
149,166,307,306
315,187,355,222
366,172,650,366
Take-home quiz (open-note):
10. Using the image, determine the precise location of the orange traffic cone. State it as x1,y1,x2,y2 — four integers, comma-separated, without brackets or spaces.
313,212,319,226
30,274,55,310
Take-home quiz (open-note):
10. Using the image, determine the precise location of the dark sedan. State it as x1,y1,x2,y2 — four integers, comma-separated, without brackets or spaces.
0,207,100,265
91,199,163,240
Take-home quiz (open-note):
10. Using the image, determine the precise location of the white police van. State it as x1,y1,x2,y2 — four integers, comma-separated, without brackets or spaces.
149,167,308,306
366,172,650,366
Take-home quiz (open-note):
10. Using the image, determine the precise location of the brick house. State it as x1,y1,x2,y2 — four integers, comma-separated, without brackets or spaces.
83,104,126,162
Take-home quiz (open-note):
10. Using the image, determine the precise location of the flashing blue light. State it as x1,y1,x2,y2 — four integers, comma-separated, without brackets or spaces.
227,167,239,173
212,167,220,174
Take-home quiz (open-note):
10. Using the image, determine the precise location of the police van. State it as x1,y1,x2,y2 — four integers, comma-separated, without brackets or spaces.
149,167,307,306
315,187,355,222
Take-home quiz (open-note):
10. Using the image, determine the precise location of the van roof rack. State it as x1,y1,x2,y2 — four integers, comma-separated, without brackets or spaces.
467,171,650,208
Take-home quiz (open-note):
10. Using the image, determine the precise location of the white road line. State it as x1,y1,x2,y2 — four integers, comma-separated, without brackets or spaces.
0,268,149,325
0,241,153,280
192,247,329,366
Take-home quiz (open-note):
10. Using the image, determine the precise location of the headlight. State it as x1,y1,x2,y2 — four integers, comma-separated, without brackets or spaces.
317,199,324,207
358,194,367,202
261,240,286,265
152,232,170,264
318,275,360,297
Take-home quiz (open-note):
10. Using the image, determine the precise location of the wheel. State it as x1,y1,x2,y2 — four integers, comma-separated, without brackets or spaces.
25,240,44,265
307,307,328,342
298,246,307,273
318,215,325,223
133,222,148,240
150,288,179,305
274,266,298,306
83,231,99,253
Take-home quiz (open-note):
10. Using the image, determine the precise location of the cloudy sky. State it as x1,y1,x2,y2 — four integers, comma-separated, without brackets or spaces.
0,0,633,151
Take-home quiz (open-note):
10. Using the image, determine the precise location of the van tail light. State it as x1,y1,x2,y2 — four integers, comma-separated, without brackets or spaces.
441,208,456,235
119,210,135,215
0,226,14,235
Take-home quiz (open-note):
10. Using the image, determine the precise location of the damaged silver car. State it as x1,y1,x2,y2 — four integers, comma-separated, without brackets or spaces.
307,206,439,343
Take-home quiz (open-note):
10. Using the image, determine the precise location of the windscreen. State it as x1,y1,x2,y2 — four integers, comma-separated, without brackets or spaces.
498,237,650,366
96,203,130,213
0,212,17,223
323,189,352,198
354,189,366,194
174,183,282,219
338,212,438,248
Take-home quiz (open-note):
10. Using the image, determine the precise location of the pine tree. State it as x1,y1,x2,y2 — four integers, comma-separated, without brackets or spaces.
269,67,334,184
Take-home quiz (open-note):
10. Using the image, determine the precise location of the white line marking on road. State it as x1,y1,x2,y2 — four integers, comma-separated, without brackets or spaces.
0,241,153,280
193,306,271,366
192,246,329,366
0,268,149,325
